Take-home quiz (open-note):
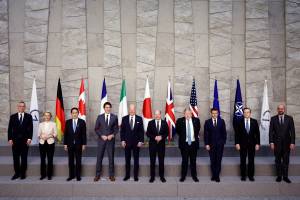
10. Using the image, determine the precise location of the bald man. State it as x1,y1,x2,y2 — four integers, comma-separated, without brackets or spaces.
269,104,295,183
120,104,144,181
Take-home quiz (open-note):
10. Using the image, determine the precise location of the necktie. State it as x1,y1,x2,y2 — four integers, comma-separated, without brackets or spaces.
156,120,160,133
105,114,109,126
213,119,216,127
246,119,250,134
187,119,192,145
73,119,76,133
130,116,134,130
19,114,23,124
280,116,283,125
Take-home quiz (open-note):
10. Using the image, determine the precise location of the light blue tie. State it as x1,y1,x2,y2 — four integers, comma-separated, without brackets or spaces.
187,119,192,145
73,119,76,133
246,119,250,134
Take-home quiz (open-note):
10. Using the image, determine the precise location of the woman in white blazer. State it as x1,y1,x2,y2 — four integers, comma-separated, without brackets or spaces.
38,112,57,180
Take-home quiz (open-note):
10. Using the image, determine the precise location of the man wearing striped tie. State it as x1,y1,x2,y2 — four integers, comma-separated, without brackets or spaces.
176,108,201,182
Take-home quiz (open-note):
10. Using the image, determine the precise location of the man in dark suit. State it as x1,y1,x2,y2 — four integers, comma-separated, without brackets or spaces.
8,101,33,180
120,104,144,181
146,110,169,183
176,108,200,182
269,104,295,183
204,108,227,182
64,107,87,181
94,102,119,182
235,107,260,181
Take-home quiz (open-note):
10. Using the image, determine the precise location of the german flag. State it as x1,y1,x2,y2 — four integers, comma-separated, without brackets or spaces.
55,78,65,143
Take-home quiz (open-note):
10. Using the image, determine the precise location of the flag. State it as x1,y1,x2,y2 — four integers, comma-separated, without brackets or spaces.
55,78,65,143
260,80,271,145
233,79,244,132
189,78,198,117
165,80,176,141
100,78,108,114
29,79,39,145
142,77,152,131
118,79,128,126
213,79,220,115
78,78,86,121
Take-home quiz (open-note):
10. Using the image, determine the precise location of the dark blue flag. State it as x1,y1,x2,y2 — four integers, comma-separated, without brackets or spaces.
213,79,220,115
233,79,243,132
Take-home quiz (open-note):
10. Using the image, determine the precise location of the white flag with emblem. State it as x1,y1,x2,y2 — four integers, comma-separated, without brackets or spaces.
30,79,39,145
260,80,270,145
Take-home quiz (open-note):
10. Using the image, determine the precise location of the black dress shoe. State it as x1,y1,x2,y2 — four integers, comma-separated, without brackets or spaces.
179,177,185,182
11,174,19,180
241,177,246,181
66,177,74,181
149,177,155,183
123,176,130,181
40,176,46,180
215,177,220,182
248,177,255,182
211,177,215,181
48,177,52,180
192,176,199,182
283,177,291,183
20,175,26,180
276,176,282,182
77,177,81,181
134,177,139,182
160,177,166,183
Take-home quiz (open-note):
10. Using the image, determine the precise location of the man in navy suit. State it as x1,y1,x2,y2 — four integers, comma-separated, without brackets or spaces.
176,108,201,182
64,107,87,181
235,107,260,181
204,108,227,182
8,101,33,180
120,104,144,181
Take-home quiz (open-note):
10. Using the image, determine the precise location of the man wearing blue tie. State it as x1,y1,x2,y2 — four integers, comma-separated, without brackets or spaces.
204,108,227,182
176,108,201,182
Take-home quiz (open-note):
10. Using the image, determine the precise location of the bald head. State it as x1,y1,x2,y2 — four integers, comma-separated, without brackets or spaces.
277,104,285,115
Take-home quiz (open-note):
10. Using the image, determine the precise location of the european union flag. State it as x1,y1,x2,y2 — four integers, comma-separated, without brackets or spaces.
213,79,220,115
233,79,243,132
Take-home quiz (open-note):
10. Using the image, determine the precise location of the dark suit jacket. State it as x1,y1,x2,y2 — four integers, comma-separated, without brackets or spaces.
120,115,144,146
146,119,169,145
176,117,201,150
8,113,33,143
235,118,260,146
269,114,295,145
64,118,87,146
94,113,119,137
204,118,227,146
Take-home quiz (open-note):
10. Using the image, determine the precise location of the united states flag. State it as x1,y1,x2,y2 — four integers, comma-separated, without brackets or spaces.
189,78,198,117
165,80,176,141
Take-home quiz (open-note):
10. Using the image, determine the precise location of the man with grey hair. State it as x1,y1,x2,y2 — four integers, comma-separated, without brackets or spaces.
269,104,295,183
146,110,169,183
176,107,201,182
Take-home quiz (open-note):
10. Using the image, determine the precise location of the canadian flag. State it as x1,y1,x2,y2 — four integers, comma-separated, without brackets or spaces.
142,77,152,131
78,78,86,121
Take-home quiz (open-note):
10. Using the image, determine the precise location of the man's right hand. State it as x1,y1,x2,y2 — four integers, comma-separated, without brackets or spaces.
121,141,126,148
235,144,240,151
8,140,13,145
101,135,108,141
64,145,68,151
270,143,275,151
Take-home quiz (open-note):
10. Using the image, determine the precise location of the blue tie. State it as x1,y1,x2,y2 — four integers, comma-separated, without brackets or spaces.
246,119,250,134
73,120,76,133
187,119,192,145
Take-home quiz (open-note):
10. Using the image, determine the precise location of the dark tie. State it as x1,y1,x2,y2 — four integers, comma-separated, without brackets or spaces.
130,117,134,130
105,114,109,126
280,116,283,125
213,119,216,127
19,114,23,124
156,120,160,133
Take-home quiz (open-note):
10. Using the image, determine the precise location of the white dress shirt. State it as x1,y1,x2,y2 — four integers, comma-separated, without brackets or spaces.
185,118,195,142
244,118,251,130
105,113,110,125
38,121,57,144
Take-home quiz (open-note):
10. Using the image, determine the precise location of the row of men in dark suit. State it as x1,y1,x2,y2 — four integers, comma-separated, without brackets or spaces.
8,101,295,184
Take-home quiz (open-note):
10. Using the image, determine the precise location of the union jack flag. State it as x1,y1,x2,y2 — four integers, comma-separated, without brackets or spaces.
165,80,176,141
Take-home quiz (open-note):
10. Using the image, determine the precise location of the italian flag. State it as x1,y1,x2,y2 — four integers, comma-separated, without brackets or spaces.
55,78,66,143
118,79,128,126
